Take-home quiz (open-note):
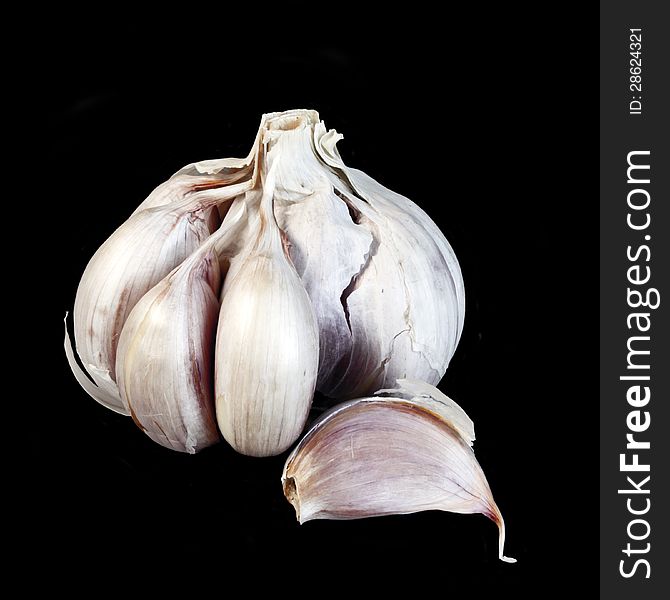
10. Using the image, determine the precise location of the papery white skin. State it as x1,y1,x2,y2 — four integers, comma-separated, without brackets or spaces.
131,170,247,215
316,125,465,395
282,379,515,563
215,142,319,457
271,111,465,399
133,118,265,214
115,199,249,453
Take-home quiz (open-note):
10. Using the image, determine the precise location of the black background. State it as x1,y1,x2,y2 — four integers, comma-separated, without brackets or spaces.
43,6,597,594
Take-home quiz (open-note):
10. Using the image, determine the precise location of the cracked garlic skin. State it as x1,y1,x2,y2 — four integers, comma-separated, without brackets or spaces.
272,111,465,399
282,379,515,563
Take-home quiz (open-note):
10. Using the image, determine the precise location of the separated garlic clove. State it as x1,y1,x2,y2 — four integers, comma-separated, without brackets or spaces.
66,175,254,414
281,379,515,563
215,149,319,457
115,199,249,453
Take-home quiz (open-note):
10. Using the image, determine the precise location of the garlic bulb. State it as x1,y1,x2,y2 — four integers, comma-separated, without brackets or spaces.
65,109,465,457
215,150,320,457
114,198,249,453
281,379,515,563
65,165,255,414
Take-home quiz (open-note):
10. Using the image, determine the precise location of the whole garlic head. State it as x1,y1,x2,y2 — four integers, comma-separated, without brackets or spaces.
66,109,465,458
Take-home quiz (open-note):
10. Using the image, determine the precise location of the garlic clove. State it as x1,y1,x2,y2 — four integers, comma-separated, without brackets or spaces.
69,178,253,414
70,205,214,414
115,199,249,452
281,379,515,563
215,151,319,457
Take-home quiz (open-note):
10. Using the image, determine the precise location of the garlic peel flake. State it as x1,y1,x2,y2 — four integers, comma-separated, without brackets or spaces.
64,313,128,415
